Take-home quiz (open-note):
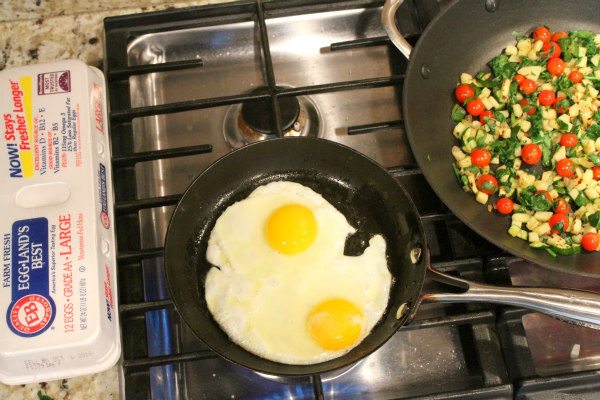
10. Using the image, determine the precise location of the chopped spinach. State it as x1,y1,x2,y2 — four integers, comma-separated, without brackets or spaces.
490,54,519,80
538,71,552,82
496,166,515,187
553,74,573,92
494,111,506,123
557,118,570,131
464,165,481,174
589,212,600,229
575,192,590,207
476,133,488,147
555,97,571,113
518,186,553,211
451,104,467,122
491,137,520,165
452,163,462,185
554,184,568,196
584,123,600,141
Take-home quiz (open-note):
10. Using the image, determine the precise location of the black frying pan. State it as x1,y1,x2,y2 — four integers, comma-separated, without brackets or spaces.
165,137,600,376
382,0,600,274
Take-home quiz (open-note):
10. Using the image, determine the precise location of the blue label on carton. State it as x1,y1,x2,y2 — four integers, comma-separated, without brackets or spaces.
6,218,56,336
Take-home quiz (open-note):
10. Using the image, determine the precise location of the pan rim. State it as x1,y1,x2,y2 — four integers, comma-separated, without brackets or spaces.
164,136,430,376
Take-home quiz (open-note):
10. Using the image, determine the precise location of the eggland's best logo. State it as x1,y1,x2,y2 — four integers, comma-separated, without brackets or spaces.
6,218,56,337
9,294,53,335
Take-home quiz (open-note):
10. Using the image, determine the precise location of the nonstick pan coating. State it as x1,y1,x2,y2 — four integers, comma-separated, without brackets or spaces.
402,0,600,274
164,137,428,375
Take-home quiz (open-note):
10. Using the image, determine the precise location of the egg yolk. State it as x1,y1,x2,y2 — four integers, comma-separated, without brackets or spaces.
307,298,364,351
265,204,317,255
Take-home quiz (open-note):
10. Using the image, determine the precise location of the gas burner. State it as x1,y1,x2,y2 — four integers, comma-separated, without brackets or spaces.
223,85,321,148
253,359,363,383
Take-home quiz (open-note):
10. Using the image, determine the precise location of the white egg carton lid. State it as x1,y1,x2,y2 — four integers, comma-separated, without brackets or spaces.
0,60,120,384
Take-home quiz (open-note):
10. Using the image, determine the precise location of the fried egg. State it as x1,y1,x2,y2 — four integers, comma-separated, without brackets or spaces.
205,181,391,364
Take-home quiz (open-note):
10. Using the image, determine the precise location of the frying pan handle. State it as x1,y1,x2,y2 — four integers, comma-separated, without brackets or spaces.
381,0,413,59
424,265,600,329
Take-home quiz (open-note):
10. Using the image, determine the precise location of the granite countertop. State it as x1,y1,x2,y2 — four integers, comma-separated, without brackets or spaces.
0,0,230,398
0,0,235,70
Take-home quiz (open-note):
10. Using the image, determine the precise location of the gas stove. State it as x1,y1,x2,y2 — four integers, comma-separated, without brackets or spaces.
103,1,600,398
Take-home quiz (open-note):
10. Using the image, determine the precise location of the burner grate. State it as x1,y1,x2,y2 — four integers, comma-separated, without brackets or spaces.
103,0,600,399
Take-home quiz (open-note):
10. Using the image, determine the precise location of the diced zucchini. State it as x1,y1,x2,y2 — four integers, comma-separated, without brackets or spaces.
478,87,491,99
519,120,531,132
458,156,472,169
526,217,541,230
534,222,551,236
517,65,543,80
452,146,466,161
551,245,582,256
508,225,527,240
530,241,546,248
505,45,518,55
460,73,473,84
557,114,573,131
476,191,489,204
534,211,553,222
571,219,582,234
585,188,599,200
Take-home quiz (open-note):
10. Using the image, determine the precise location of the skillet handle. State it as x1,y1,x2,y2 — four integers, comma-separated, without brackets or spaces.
424,265,600,329
381,0,413,59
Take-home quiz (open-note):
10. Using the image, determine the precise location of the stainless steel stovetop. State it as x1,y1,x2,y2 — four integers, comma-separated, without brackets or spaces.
103,1,600,399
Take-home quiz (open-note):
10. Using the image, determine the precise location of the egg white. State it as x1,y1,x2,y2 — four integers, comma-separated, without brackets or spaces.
205,181,392,364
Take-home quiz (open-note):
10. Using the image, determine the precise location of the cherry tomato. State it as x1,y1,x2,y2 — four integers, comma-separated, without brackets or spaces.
467,99,485,117
477,174,498,195
470,148,492,167
513,74,525,84
581,233,600,252
479,110,494,123
538,90,556,106
551,31,568,42
554,198,571,215
549,213,569,235
542,41,561,59
569,70,583,84
559,133,578,148
593,166,600,180
532,27,552,43
521,144,542,165
519,79,537,95
556,158,575,178
535,190,553,203
554,96,569,114
496,198,514,215
455,84,474,103
519,99,537,115
547,58,565,76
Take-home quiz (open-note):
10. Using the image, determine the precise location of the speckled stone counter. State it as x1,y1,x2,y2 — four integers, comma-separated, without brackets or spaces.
0,0,234,70
0,0,231,398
